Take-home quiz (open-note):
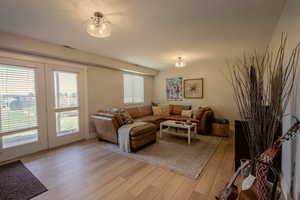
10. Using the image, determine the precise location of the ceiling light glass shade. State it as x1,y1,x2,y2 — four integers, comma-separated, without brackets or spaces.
86,12,111,38
175,57,186,68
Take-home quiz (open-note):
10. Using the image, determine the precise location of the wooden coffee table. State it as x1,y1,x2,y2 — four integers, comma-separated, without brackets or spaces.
159,120,197,144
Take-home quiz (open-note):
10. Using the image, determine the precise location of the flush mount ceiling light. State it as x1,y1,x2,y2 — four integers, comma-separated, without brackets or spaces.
175,57,187,68
86,12,111,38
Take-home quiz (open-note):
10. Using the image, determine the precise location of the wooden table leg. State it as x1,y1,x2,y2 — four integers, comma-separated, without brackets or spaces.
160,124,163,138
188,127,191,144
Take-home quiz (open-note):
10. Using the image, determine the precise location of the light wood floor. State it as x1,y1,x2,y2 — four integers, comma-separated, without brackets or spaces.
19,135,234,200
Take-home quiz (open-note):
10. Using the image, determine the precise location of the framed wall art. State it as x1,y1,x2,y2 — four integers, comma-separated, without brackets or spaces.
166,77,183,101
184,78,204,98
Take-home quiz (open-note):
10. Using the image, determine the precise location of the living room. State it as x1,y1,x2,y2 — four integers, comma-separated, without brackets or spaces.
0,0,300,200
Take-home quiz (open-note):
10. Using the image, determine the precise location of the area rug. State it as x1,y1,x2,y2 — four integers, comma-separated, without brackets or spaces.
99,134,222,179
0,160,48,200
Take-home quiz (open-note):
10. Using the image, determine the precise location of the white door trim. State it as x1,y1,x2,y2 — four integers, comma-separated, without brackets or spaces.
46,64,87,148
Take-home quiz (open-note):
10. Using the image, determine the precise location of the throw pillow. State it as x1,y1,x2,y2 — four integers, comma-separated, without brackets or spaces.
106,107,126,125
181,110,193,118
159,104,170,115
152,106,163,116
152,102,159,106
122,110,134,124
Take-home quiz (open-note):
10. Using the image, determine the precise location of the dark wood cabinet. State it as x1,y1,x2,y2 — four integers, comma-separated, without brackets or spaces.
234,120,250,170
234,120,282,171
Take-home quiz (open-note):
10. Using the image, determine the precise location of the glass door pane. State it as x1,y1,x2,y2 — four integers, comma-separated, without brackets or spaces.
0,65,38,148
2,130,38,148
54,71,79,136
56,110,79,136
54,71,79,108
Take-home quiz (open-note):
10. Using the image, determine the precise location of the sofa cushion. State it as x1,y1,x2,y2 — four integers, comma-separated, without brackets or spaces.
137,105,153,117
129,123,157,137
130,133,156,151
171,105,183,115
181,110,193,118
135,115,164,123
125,107,140,119
130,130,156,141
152,106,163,116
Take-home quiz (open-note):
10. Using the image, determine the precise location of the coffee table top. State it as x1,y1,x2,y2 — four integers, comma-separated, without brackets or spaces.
161,120,197,129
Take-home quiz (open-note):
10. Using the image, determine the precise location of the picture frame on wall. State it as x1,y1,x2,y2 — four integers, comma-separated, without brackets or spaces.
184,78,204,99
166,77,183,101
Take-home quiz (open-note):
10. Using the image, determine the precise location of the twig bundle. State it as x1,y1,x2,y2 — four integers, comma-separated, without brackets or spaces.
230,34,300,158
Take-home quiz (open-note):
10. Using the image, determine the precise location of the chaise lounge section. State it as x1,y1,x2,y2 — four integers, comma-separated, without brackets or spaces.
91,112,157,151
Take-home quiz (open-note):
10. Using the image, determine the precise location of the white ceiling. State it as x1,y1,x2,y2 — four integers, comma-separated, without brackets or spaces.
0,0,285,70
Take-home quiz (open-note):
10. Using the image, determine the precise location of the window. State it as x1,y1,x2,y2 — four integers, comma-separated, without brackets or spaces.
0,64,38,148
123,74,144,104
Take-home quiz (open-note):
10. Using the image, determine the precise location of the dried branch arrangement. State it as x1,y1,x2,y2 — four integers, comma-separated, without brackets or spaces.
230,34,300,158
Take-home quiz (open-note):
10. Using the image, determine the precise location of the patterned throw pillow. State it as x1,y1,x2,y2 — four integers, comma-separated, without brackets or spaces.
159,104,170,115
106,108,124,125
107,108,133,125
181,110,193,118
152,106,163,116
122,110,134,124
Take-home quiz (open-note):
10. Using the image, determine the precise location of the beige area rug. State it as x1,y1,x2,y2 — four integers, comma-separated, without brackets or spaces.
99,133,222,179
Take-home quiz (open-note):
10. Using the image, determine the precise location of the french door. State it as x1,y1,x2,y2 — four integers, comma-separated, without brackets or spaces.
0,57,86,162
0,58,47,162
46,65,85,148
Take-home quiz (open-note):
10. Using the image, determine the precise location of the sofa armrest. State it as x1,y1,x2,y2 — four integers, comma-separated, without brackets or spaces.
94,112,115,118
198,110,214,134
91,115,120,144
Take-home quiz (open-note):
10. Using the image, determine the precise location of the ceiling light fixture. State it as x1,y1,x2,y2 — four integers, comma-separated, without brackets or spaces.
175,57,186,68
86,12,111,38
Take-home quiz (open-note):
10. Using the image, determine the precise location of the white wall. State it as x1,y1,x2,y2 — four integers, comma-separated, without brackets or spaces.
88,67,153,111
87,66,154,133
269,0,300,198
153,60,238,122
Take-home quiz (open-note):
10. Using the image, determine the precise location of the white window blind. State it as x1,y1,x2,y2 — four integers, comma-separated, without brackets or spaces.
123,74,144,104
0,64,38,135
